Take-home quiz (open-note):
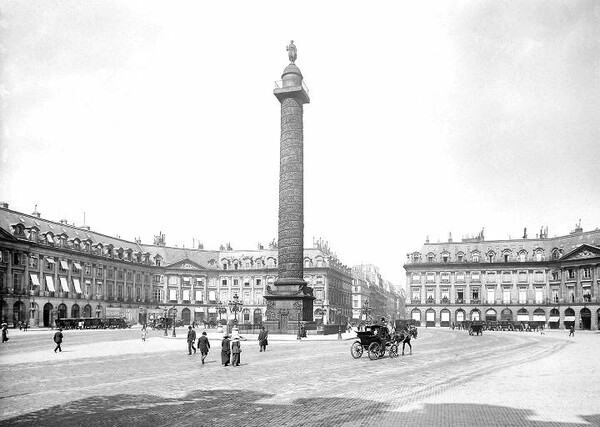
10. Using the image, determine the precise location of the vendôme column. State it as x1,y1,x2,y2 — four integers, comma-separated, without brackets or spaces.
265,41,315,333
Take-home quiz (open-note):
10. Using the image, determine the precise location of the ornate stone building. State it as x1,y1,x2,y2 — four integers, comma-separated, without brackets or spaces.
351,264,403,325
404,224,600,330
0,203,354,328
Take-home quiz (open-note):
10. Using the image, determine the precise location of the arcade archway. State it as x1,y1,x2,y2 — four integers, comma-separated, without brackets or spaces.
580,308,591,330
43,303,53,327
425,309,436,327
564,308,575,329
501,308,513,321
411,309,421,327
485,308,497,322
470,309,480,321
181,308,191,325
440,309,450,327
549,308,560,329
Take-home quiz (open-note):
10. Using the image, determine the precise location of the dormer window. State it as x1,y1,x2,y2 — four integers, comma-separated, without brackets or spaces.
457,253,464,262
442,253,449,263
155,256,162,267
13,224,25,237
518,250,527,262
427,253,435,262
551,249,560,260
46,233,55,245
471,252,480,263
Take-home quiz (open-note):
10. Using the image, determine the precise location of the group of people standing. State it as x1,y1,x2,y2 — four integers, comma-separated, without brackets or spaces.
184,325,270,366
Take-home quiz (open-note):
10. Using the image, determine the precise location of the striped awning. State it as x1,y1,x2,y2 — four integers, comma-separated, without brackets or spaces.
59,277,69,292
45,276,55,292
30,274,40,287
73,278,82,294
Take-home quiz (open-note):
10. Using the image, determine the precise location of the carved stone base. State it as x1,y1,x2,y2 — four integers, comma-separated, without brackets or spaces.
263,284,315,334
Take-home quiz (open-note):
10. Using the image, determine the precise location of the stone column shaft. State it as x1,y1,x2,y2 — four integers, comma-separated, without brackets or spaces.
277,96,305,283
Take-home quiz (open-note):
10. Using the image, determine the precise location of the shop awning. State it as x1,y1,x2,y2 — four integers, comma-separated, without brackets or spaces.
208,307,217,313
45,275,55,292
30,274,40,287
548,316,560,322
73,278,82,294
73,262,82,270
194,308,203,313
517,315,530,321
533,315,546,322
564,316,576,322
60,261,69,270
46,258,55,264
59,277,69,292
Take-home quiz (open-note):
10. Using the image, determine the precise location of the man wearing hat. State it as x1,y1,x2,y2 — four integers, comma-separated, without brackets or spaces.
53,328,64,353
221,334,231,366
231,337,241,366
197,331,210,364
187,326,197,355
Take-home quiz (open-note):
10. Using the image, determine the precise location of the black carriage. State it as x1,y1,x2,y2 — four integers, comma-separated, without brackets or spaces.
469,321,484,336
350,325,399,360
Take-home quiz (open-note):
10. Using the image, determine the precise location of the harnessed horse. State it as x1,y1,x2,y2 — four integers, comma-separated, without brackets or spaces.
397,327,418,355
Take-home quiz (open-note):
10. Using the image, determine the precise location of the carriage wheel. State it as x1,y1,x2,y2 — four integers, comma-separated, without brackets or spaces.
389,344,399,358
350,342,363,359
368,342,380,360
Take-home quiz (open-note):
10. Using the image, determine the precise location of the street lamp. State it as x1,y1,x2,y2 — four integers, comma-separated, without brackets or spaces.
361,299,372,326
171,306,176,337
163,307,168,336
216,301,225,323
228,293,243,323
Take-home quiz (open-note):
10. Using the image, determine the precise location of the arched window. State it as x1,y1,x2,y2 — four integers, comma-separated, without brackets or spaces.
518,250,527,262
471,251,480,263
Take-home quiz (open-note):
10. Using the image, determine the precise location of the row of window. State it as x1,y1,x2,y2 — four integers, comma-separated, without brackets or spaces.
412,247,562,263
9,225,163,265
411,286,592,304
412,268,596,284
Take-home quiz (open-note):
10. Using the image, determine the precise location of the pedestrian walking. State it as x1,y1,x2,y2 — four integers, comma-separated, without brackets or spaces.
23,322,28,332
231,337,241,366
197,331,210,364
569,325,575,337
187,326,197,355
53,328,64,352
141,326,148,342
1,323,8,343
221,334,231,366
258,326,268,352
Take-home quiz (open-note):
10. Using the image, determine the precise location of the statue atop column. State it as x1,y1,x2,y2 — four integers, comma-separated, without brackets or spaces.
286,40,297,64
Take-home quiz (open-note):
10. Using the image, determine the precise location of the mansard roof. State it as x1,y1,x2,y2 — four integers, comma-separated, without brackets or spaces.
138,244,219,269
0,206,142,253
414,229,600,259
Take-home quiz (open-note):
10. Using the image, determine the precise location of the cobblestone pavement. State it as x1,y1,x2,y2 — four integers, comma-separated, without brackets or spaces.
0,327,598,426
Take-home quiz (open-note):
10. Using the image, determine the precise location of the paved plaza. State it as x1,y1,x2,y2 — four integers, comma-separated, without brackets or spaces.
0,327,598,426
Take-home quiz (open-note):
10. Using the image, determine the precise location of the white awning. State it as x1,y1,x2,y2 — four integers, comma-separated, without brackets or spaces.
45,275,56,292
73,262,82,270
564,316,576,322
208,307,217,313
30,274,40,287
194,308,203,313
183,277,190,282
517,315,529,321
59,277,69,292
548,316,560,322
73,278,82,293
46,258,55,264
533,315,546,322
60,260,69,270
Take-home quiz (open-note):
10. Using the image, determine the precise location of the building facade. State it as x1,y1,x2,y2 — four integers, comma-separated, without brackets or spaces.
0,203,355,328
404,225,600,330
351,264,403,325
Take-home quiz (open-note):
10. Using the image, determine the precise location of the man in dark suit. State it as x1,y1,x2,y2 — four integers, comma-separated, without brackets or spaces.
187,326,197,355
197,331,210,364
221,334,231,366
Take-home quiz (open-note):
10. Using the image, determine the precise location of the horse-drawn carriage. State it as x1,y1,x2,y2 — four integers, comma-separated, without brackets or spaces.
351,325,400,360
469,321,484,336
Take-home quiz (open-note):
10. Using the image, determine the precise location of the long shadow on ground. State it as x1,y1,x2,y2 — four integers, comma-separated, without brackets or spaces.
1,389,598,427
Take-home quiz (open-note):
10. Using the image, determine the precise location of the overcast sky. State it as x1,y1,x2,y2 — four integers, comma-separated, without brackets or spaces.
1,1,599,289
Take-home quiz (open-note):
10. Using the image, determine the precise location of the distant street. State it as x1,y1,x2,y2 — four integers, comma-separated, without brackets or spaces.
1,327,598,426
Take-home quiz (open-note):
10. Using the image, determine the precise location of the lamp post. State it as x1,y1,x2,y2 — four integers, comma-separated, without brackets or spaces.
228,293,243,323
361,299,372,327
320,301,327,326
171,306,176,337
163,307,168,336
